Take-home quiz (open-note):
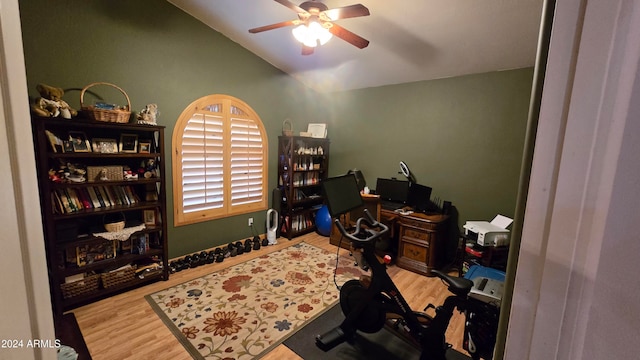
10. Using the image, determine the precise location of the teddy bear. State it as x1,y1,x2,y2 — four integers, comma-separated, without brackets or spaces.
31,83,77,119
136,103,158,125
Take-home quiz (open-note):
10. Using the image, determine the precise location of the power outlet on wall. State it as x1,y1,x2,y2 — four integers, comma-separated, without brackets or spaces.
248,218,253,227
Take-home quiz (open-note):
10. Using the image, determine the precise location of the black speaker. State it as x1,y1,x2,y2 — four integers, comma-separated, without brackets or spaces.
272,188,282,237
442,201,452,215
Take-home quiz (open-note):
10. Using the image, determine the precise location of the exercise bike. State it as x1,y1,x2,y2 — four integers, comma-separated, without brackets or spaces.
315,208,486,360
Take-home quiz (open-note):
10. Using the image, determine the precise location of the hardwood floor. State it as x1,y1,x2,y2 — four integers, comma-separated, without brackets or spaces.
71,232,466,359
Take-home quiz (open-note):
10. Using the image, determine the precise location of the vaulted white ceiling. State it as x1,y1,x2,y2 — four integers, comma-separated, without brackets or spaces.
169,0,544,92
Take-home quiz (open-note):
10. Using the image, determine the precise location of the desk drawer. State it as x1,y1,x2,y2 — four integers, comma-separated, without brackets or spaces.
400,218,439,230
400,241,428,263
400,227,431,242
392,213,449,277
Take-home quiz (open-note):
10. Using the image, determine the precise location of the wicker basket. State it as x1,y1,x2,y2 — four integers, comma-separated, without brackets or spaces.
87,165,124,182
60,274,100,299
282,118,293,136
104,212,126,232
104,221,125,232
80,82,131,123
101,266,136,288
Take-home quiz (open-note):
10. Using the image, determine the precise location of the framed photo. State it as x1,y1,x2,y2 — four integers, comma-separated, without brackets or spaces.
68,131,91,152
138,141,151,153
307,123,327,138
132,234,149,255
143,209,157,226
62,140,74,153
120,239,132,254
91,138,118,153
45,130,64,153
119,134,138,153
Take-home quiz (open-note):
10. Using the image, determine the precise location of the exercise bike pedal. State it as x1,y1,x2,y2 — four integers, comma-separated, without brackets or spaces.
316,326,349,351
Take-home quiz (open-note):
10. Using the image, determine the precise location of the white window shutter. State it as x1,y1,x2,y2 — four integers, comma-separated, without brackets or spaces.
173,96,268,226
230,117,264,206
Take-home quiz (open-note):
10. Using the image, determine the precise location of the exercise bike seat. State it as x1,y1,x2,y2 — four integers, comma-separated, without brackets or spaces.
431,269,473,297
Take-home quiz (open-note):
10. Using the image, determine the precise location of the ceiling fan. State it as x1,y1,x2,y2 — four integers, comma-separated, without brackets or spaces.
248,0,370,55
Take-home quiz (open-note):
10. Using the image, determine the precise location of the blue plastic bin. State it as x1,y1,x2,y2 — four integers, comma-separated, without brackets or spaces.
464,264,506,282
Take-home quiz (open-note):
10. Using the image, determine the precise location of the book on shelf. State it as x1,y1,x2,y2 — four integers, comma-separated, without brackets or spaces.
124,186,139,204
64,189,79,212
71,189,84,210
86,186,100,208
112,186,125,205
115,187,125,205
93,186,107,208
76,188,93,209
100,186,114,207
53,185,145,213
104,186,119,206
52,191,65,214
94,186,111,207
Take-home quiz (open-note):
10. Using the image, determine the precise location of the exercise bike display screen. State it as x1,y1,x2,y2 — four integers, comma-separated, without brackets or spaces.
322,174,364,218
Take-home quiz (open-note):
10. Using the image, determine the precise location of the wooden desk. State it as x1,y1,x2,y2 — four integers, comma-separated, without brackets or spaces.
383,209,449,277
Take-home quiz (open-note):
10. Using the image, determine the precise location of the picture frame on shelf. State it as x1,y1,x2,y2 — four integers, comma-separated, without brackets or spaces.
68,131,91,152
138,141,151,153
307,123,327,138
91,138,118,153
119,134,138,153
145,183,158,201
132,234,149,255
143,209,157,226
45,130,64,153
62,140,74,153
120,239,132,254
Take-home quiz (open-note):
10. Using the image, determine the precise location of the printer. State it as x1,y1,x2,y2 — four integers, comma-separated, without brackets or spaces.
463,215,513,247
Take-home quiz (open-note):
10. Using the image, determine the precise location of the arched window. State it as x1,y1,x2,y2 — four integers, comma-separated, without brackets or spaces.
172,94,268,226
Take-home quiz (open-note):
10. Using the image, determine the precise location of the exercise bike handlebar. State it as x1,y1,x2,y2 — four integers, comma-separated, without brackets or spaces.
334,209,389,243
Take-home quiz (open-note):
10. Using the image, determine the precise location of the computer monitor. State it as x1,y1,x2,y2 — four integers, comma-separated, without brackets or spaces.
321,174,364,217
407,183,433,213
375,178,410,203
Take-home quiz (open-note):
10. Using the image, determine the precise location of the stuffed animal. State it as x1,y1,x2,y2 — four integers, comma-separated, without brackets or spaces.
30,83,77,119
136,103,158,125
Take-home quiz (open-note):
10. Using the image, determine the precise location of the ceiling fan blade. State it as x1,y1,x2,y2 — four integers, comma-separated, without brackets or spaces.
323,4,370,21
274,0,307,14
301,45,315,55
249,20,300,34
328,23,369,49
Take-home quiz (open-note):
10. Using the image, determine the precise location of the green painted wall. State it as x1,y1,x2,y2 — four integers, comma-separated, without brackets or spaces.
19,0,533,258
325,69,533,225
19,0,328,257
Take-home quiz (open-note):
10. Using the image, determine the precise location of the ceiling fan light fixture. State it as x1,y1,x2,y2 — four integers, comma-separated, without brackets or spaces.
248,1,370,53
292,21,332,47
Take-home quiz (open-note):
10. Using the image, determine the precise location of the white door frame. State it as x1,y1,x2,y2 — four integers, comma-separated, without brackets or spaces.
505,0,640,359
0,0,56,359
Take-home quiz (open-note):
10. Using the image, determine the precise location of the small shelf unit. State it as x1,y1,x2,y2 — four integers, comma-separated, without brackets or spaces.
277,135,330,239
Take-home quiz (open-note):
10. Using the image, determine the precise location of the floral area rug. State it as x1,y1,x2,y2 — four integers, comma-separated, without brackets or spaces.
145,242,364,359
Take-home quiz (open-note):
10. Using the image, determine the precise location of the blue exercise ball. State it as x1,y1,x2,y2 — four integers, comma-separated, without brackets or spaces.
316,205,332,236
